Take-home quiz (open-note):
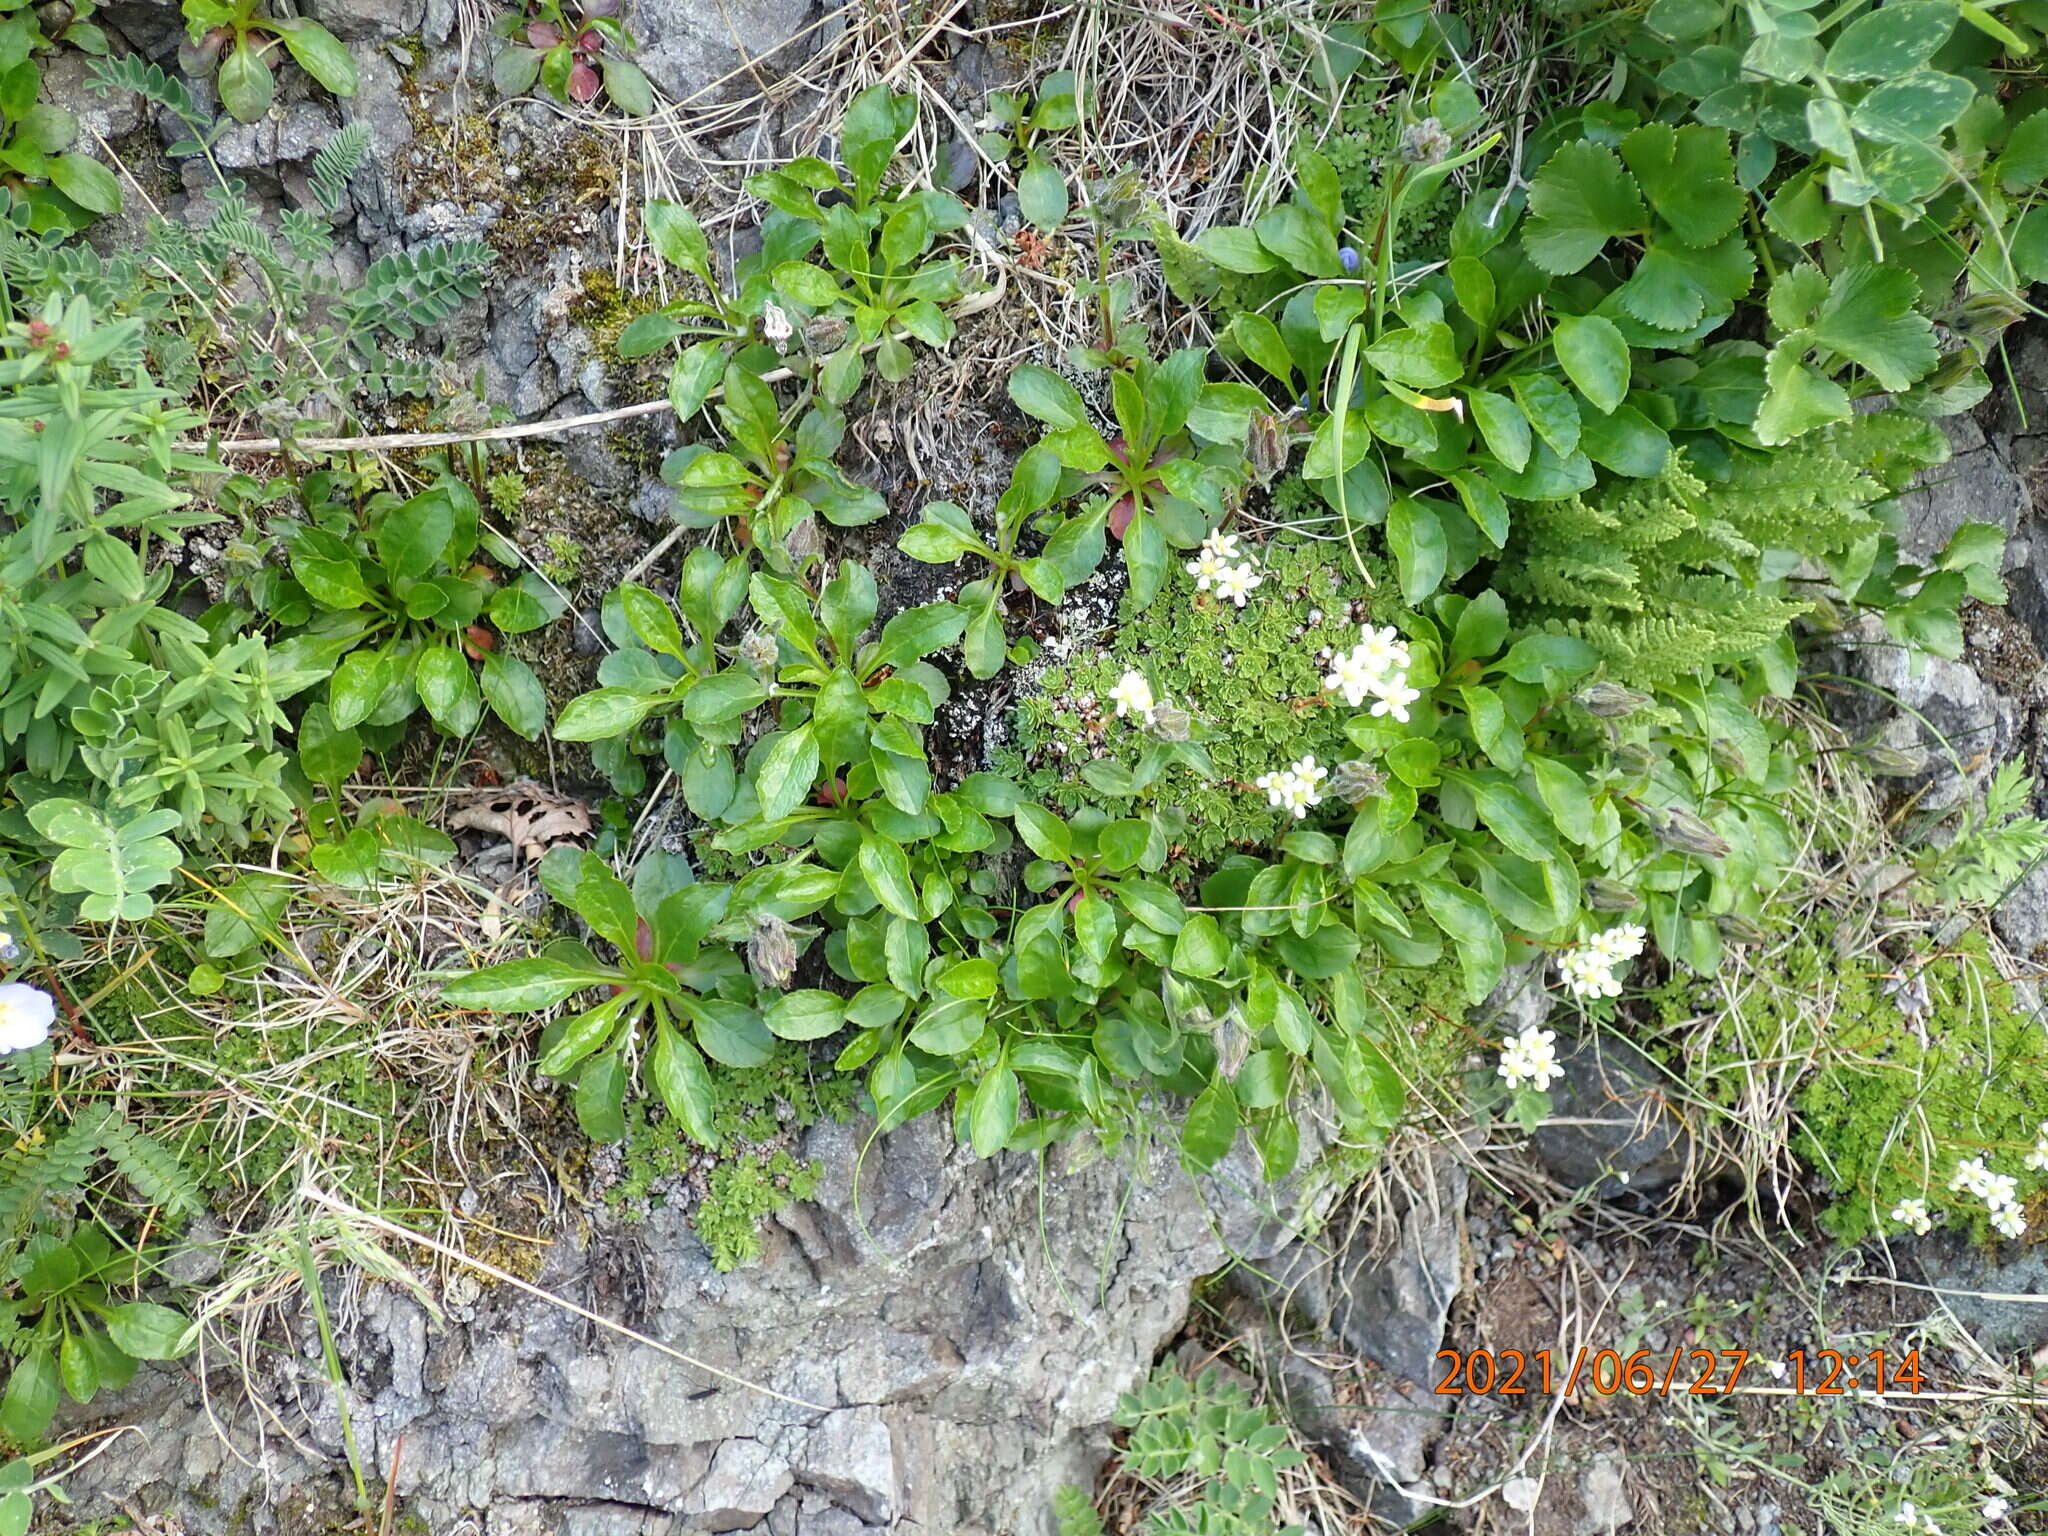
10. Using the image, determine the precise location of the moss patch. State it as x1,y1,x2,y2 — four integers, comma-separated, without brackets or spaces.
1004,520,1404,868
603,1042,859,1270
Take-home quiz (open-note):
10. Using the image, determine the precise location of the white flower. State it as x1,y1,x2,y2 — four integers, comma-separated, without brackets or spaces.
1983,1497,2010,1523
1950,1158,1995,1198
1982,1171,2020,1211
761,301,793,345
1277,756,1327,818
1198,529,1242,565
1556,928,1647,1002
1109,670,1156,720
1323,643,1385,708
1212,561,1263,607
1890,1197,1933,1235
2025,1122,2048,1171
1991,1204,2027,1240
1368,678,1422,723
1185,547,1231,591
0,983,54,1055
1895,1505,1919,1528
1355,623,1410,675
1924,1520,1944,1536
1496,1025,1561,1092
1766,1358,1787,1380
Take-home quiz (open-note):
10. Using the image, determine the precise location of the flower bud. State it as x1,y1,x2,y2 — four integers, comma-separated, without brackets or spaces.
1329,758,1386,805
1245,413,1290,486
1716,913,1768,944
1148,704,1193,742
1338,245,1362,274
747,914,799,990
1584,879,1641,912
782,514,824,565
1708,736,1748,780
1651,806,1731,860
1859,743,1926,778
1610,743,1658,778
1575,681,1650,719
1399,116,1453,165
738,629,779,676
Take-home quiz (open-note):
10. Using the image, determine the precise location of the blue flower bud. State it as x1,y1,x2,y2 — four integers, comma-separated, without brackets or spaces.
1338,245,1361,274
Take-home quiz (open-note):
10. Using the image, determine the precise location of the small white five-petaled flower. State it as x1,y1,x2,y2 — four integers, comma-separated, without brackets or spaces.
1211,561,1264,607
1983,1497,2010,1523
0,982,55,1055
1109,670,1157,721
1890,1197,1933,1235
1556,923,1647,1002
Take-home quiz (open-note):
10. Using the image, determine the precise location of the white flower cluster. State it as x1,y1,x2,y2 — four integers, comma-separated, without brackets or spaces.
1185,530,1263,608
1496,1025,1562,1093
1950,1156,2029,1240
1555,923,1647,1001
1255,755,1328,819
1322,624,1422,722
1894,1502,1943,1535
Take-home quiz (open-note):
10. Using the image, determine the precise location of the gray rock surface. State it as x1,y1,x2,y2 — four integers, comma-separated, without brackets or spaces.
70,1112,1321,1536
309,0,428,43
1530,1034,1694,1197
632,0,818,103
1229,1148,1467,1524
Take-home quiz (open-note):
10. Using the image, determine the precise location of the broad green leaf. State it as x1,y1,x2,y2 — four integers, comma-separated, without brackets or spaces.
968,1064,1020,1156
101,1302,194,1361
754,725,819,822
1180,1075,1240,1173
48,152,120,215
1362,322,1462,388
277,21,358,96
1468,389,1531,472
1552,313,1631,414
858,835,922,920
766,989,846,1040
651,1025,717,1145
1825,1,1955,79
1018,154,1069,229
1522,140,1644,273
574,1051,629,1141
1620,123,1742,247
1387,496,1448,604
1007,364,1090,429
441,952,611,1011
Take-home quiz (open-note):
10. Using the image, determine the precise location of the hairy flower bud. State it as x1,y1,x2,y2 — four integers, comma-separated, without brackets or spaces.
1860,743,1926,778
1575,681,1650,719
738,628,779,676
782,514,824,566
1584,879,1641,912
1245,413,1290,486
1716,912,1768,944
747,914,799,990
1148,703,1193,742
1708,736,1749,780
1399,116,1453,165
1652,806,1732,860
1610,743,1658,778
1329,758,1386,805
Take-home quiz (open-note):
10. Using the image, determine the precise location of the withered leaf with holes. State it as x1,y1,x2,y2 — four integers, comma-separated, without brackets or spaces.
449,779,594,864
